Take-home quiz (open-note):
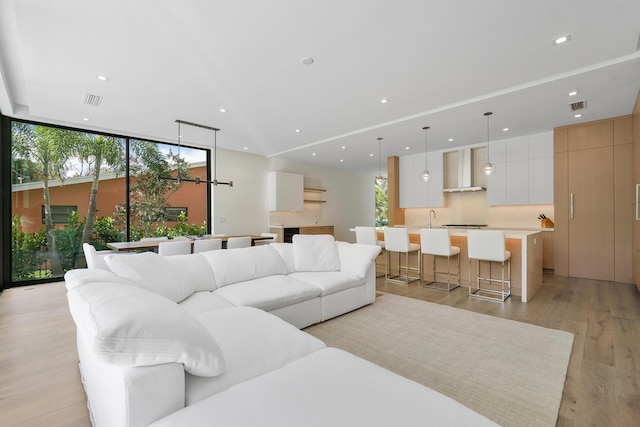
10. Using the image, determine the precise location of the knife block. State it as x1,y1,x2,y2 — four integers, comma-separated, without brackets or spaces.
541,218,554,228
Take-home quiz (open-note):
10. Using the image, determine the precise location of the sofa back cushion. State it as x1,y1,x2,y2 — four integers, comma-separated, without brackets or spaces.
105,252,196,302
67,282,226,377
292,234,340,272
336,241,381,279
269,243,295,273
164,253,216,292
64,268,136,291
200,245,287,288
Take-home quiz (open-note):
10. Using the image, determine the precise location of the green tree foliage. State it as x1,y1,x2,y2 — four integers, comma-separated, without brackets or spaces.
375,178,388,227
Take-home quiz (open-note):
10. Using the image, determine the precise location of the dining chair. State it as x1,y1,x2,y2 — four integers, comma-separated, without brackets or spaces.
158,240,192,256
82,243,117,270
193,238,222,253
419,228,460,291
254,232,278,246
383,227,420,284
226,236,252,249
467,230,511,302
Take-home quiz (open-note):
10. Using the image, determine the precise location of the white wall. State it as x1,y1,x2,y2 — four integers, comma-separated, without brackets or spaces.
210,148,375,242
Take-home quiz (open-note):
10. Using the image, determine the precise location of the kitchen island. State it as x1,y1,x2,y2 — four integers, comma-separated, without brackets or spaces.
379,227,544,302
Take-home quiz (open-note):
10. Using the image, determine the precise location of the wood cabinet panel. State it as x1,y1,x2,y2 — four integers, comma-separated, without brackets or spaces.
567,120,613,151
614,143,633,283
300,226,334,236
553,148,569,276
568,146,614,280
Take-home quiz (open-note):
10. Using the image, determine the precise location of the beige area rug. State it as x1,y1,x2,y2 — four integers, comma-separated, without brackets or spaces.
304,293,574,427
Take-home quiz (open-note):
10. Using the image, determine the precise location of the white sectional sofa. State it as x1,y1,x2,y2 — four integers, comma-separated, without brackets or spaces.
65,235,498,427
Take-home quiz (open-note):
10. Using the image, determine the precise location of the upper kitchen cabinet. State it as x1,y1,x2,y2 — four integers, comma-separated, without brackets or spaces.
268,171,303,211
486,132,553,206
399,152,444,208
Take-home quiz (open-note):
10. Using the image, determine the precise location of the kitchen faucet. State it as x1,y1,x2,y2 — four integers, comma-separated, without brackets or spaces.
428,209,436,228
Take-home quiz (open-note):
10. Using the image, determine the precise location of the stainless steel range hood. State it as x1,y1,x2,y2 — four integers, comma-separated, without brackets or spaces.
442,148,486,193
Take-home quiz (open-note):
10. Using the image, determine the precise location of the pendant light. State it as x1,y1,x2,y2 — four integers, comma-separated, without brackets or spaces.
421,126,431,182
481,112,495,176
375,137,385,185
158,119,233,187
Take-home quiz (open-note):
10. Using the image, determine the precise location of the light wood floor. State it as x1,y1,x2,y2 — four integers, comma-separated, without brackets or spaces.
1,273,639,426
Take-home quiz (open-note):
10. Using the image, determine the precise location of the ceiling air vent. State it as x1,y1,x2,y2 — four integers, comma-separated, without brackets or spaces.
569,99,587,111
82,92,102,107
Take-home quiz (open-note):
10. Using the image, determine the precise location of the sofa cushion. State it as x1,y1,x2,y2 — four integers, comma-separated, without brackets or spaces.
213,275,321,311
163,253,216,292
292,234,340,272
64,268,136,291
200,245,287,288
179,291,234,315
105,252,195,302
270,243,295,274
336,241,381,279
185,307,326,405
288,271,365,296
67,282,226,377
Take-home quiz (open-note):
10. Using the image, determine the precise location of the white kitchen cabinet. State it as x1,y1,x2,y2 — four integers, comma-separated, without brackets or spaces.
486,132,553,205
268,171,303,211
399,152,444,208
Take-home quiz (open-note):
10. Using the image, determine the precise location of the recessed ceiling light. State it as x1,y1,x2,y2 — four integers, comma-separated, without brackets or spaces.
554,34,571,45
380,98,390,104
502,128,509,132
405,146,410,150
96,75,109,82
574,113,582,118
339,159,344,162
82,117,91,121
243,147,248,150
312,153,316,156
295,129,301,133
568,91,578,97
369,153,374,157
219,108,227,113
341,146,346,150
301,57,314,65
448,138,454,142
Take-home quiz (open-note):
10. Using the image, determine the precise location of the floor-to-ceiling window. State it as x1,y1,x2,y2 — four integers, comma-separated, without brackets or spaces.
6,118,210,287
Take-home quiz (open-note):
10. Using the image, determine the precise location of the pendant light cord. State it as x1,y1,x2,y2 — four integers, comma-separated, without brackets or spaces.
423,126,429,169
484,112,492,162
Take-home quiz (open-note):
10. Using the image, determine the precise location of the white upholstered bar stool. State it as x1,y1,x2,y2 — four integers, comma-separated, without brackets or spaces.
419,228,460,291
193,238,222,253
383,227,421,284
226,236,251,249
466,230,511,302
158,240,193,256
355,226,385,277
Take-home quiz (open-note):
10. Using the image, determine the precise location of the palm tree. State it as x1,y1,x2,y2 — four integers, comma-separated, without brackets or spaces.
12,123,77,275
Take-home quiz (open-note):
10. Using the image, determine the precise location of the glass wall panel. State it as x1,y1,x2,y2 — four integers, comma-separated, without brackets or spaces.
9,120,210,285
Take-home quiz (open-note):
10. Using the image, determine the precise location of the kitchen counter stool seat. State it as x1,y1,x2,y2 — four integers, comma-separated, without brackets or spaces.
419,228,460,291
355,226,385,277
467,230,511,302
383,228,420,284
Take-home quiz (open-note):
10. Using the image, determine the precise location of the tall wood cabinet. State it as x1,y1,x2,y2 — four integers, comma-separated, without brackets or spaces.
554,116,633,283
632,92,640,291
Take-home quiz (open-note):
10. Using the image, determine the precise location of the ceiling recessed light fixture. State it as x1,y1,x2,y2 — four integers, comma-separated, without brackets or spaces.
448,138,454,142
369,153,374,157
339,159,344,162
405,146,410,150
554,34,571,45
568,90,578,97
380,98,390,104
574,113,583,118
243,147,249,150
312,153,316,156
503,127,509,132
341,146,346,150
82,117,91,121
219,108,227,113
295,129,301,133
301,57,314,65
96,75,109,82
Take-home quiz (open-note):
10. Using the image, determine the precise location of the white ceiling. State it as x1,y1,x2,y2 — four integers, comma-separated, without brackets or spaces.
1,0,639,176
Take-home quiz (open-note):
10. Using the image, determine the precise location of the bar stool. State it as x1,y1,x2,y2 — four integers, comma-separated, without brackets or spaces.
383,228,421,284
355,226,385,277
419,228,460,291
467,230,511,302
